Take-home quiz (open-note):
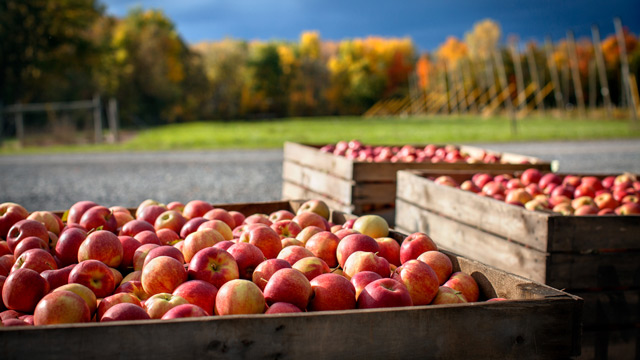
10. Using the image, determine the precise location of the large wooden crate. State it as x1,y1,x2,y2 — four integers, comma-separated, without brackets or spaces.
395,170,640,359
1,200,582,359
281,142,553,225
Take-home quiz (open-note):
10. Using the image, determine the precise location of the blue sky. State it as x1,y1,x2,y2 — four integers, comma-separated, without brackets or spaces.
99,0,640,52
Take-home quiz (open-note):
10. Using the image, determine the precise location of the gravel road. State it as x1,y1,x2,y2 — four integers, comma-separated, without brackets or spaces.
1,139,639,212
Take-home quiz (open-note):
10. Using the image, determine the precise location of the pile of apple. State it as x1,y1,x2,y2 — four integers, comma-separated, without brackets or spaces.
0,199,504,327
432,169,640,215
319,139,524,164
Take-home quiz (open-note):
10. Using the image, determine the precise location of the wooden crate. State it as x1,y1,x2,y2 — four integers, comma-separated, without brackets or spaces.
281,142,553,225
1,200,582,359
395,170,640,359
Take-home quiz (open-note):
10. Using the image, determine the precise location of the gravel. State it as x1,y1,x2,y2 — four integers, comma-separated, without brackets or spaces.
1,139,639,212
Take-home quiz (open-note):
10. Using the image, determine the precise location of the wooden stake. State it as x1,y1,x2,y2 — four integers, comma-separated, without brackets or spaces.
509,39,527,111
591,24,613,118
589,59,597,115
494,49,517,134
462,58,478,113
93,94,102,144
108,98,120,143
545,37,565,111
566,31,586,118
614,17,638,125
526,44,545,112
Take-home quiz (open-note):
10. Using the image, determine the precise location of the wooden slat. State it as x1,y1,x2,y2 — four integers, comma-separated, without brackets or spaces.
547,252,640,290
282,160,354,205
353,183,396,205
573,289,640,326
281,180,353,213
283,142,355,180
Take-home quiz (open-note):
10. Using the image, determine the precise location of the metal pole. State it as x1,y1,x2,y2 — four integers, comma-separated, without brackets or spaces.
614,17,638,125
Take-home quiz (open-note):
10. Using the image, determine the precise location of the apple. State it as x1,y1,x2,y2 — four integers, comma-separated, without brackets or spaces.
198,220,234,241
133,230,162,245
292,211,327,230
341,219,356,230
524,198,550,211
136,204,168,225
505,188,533,206
27,211,63,236
144,292,189,319
68,259,116,298
443,272,480,302
41,264,75,291
571,196,596,210
77,230,123,268
296,200,331,220
67,200,99,225
179,217,209,239
110,267,123,287
212,240,235,251
119,219,156,238
114,280,149,301
431,286,468,305
265,302,302,314
79,206,117,233
161,303,209,319
472,173,493,188
434,175,458,187
263,268,313,311
349,270,383,301
239,225,282,259
13,236,49,259
118,235,142,270
308,273,356,311
336,233,379,269
132,243,160,271
7,219,49,254
54,227,88,266
0,202,29,239
229,211,246,228
251,258,291,291
281,237,303,248
550,185,574,199
96,292,142,321
101,302,150,322
188,247,239,289
112,209,134,230
156,228,180,246
574,184,596,199
270,220,302,239
166,201,185,213
214,279,265,315
203,208,236,229
460,180,481,193
574,204,599,215
520,168,542,186
552,203,574,215
2,268,49,312
615,202,640,215
0,241,10,256
0,254,13,276
182,229,225,263
505,178,525,190
539,173,562,190
227,242,266,280
173,280,219,316
352,215,389,239
342,251,390,280
143,245,185,268
268,210,295,223
141,255,187,296
292,256,331,281
54,283,98,315
304,231,341,268
33,290,91,325
399,232,437,264
295,226,325,245
417,250,453,285
392,259,439,305
11,248,57,274
581,176,603,192
154,210,187,234
622,194,639,204
182,200,214,220
277,245,314,266
243,213,272,226
357,278,412,309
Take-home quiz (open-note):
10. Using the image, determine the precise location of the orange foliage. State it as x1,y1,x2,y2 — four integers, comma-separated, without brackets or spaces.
437,37,468,66
602,28,638,65
416,54,433,89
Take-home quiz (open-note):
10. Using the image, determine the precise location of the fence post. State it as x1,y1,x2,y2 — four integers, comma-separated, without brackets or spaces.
108,98,119,143
592,25,613,118
567,31,586,119
614,18,639,126
16,104,24,147
545,37,565,112
0,101,3,146
93,94,102,143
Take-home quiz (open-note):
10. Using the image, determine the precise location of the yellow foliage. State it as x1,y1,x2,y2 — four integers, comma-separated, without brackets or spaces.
300,31,321,59
437,36,468,66
464,19,501,60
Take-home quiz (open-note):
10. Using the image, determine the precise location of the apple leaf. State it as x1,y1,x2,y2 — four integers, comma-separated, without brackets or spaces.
61,210,69,222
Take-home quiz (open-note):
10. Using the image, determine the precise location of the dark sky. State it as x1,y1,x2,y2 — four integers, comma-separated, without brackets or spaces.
100,0,640,52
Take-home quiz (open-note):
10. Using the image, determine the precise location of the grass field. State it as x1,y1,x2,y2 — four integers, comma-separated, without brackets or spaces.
2,114,639,154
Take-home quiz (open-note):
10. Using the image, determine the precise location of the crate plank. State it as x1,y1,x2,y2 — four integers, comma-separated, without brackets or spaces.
282,160,354,205
283,142,354,180
281,181,353,213
574,289,640,326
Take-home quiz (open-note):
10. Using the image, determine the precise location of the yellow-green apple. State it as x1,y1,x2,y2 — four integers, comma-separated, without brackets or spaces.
156,228,180,246
524,198,550,212
270,220,302,239
0,254,14,276
243,213,272,226
342,251,389,280
520,168,542,186
295,226,325,245
229,211,246,228
252,258,291,291
11,248,57,274
96,292,142,321
350,270,383,300
431,286,468,305
41,264,75,291
277,245,314,266
54,227,87,266
203,208,236,229
7,219,49,254
13,236,49,259
336,233,379,269
296,200,331,220
214,279,265,315
227,242,266,280
161,303,208,319
2,268,49,312
143,245,185,268
392,259,439,305
352,215,389,238
375,237,401,267
552,203,574,215
399,232,437,264
182,229,225,263
187,247,239,289
115,280,149,301
119,219,156,237
173,280,218,316
505,188,533,206
304,231,340,268
264,268,313,311
293,211,327,231
133,243,160,271
0,202,29,239
460,180,481,193
281,237,303,248
357,278,412,309
133,230,161,245
615,202,640,215
67,201,99,225
33,290,91,325
118,235,141,271
268,210,295,223
265,302,302,314
182,200,214,220
154,210,187,234
443,272,480,302
69,259,116,298
143,292,189,319
434,175,458,187
27,211,63,236
292,256,331,281
416,250,452,285
198,219,234,240
141,255,187,295
136,205,167,226
79,206,117,233
166,201,185,213
78,230,123,268
239,225,282,259
179,217,209,239
101,302,150,322
54,283,97,315
308,273,356,311
574,204,599,215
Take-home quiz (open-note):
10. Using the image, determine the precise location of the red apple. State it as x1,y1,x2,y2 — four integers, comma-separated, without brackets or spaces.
133,230,162,246
54,227,88,267
357,278,412,309
460,180,481,193
292,256,331,281
539,173,562,190
392,259,439,305
96,292,142,321
481,181,506,197
293,211,327,230
182,200,214,220
198,220,234,240
188,247,239,289
472,173,493,188
263,268,313,311
0,254,14,276
2,268,49,312
304,231,341,268
227,242,266,280
79,206,117,233
505,188,533,206
112,209,134,230
101,302,150,322
154,210,187,234
156,228,180,246
243,213,272,226
173,280,219,316
615,202,640,215
399,232,437,264
67,201,99,225
336,233,379,269
161,303,208,319
229,211,246,228
119,219,156,238
68,259,116,298
77,230,123,268
239,225,282,259
265,302,302,314
214,279,265,315
144,292,189,319
7,219,49,254
132,243,160,271
182,229,225,263
141,255,187,296
268,210,295,223
11,248,57,274
12,236,49,259
271,220,303,239
350,270,383,300
143,245,185,268
0,202,29,239
277,245,314,266
166,201,185,213
552,203,574,215
118,235,142,270
574,204,599,215
179,217,209,239
114,280,149,302
33,290,91,325
27,211,63,236
308,273,356,311
203,208,236,229
41,264,75,291
520,168,542,186
251,258,292,291
581,176,604,192
343,251,390,280
443,272,480,302
434,175,458,187
431,286,468,305
54,283,98,316
136,204,168,225
295,226,325,245
417,250,453,285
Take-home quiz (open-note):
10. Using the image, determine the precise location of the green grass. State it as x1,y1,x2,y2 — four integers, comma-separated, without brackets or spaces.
2,114,640,154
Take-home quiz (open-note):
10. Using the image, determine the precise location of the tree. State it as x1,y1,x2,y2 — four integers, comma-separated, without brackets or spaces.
464,19,501,61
